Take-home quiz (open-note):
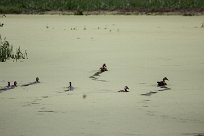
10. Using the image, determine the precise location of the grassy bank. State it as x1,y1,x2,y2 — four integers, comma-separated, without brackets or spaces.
0,0,204,14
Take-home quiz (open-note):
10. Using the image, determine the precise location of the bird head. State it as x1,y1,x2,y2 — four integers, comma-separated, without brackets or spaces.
163,77,169,81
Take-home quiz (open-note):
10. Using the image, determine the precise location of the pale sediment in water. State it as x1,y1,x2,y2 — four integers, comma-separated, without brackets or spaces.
0,15,204,136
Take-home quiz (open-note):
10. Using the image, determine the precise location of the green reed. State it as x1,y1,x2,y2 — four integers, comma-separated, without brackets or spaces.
0,0,204,14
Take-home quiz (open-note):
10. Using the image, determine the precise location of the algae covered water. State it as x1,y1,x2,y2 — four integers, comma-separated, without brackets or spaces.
0,15,204,136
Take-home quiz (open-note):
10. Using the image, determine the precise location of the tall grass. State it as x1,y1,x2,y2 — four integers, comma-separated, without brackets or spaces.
0,35,27,62
0,0,204,13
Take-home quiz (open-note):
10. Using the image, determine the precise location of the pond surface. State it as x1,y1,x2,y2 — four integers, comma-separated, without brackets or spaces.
0,15,204,136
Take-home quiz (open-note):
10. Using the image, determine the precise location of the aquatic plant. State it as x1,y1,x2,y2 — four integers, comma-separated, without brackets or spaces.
0,35,27,62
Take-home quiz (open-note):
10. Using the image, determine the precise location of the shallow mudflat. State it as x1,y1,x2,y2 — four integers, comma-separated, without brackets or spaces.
0,15,204,136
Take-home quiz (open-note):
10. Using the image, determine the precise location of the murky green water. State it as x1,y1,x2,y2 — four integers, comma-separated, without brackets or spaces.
0,15,204,136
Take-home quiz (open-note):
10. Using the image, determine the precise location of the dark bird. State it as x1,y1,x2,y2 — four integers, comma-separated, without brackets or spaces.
100,63,108,72
118,86,129,92
90,63,108,80
7,82,11,87
21,77,40,87
157,77,169,87
14,81,17,87
67,82,74,91
36,77,40,83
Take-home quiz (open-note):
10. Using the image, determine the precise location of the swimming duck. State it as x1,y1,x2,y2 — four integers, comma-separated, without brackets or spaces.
21,77,40,87
100,63,108,72
14,81,17,87
0,81,16,91
7,82,11,87
157,77,168,87
36,77,40,83
118,86,129,92
68,82,74,91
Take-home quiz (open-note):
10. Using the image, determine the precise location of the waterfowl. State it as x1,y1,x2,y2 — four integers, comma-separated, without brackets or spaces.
0,81,16,92
7,82,11,87
100,63,108,72
14,81,17,87
157,77,169,87
68,82,74,91
36,77,39,83
118,86,129,92
21,77,40,87
90,64,108,80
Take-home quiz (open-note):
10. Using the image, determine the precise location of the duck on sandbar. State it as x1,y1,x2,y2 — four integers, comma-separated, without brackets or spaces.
100,63,108,72
118,86,129,92
157,77,169,87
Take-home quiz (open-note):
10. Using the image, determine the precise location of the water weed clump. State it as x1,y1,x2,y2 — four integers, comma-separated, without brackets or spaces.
0,35,27,62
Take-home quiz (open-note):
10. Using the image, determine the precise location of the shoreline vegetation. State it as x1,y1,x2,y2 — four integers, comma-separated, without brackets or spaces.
0,0,204,15
0,35,28,62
